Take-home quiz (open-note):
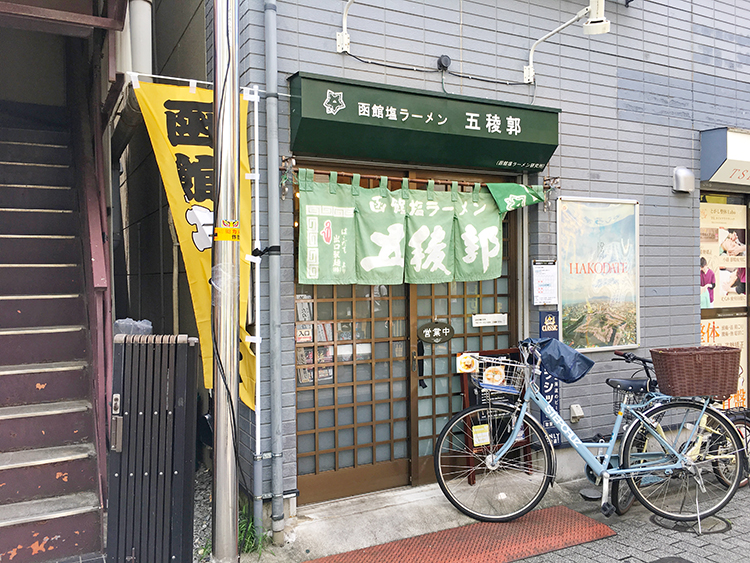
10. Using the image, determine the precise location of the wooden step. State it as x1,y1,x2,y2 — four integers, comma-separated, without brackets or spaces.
0,209,77,236
0,492,101,562
0,264,83,295
0,400,93,452
0,325,88,366
0,444,97,504
0,141,71,166
0,236,80,264
0,361,88,407
0,162,72,187
0,186,77,211
0,101,69,135
0,128,69,146
0,295,86,328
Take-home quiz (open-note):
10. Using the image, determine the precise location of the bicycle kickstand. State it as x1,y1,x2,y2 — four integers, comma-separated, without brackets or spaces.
600,471,615,518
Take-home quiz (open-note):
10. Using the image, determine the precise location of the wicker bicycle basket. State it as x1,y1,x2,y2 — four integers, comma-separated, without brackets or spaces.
649,346,740,400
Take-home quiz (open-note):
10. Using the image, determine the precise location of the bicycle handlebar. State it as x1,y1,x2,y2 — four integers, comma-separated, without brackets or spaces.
612,349,653,365
611,349,656,383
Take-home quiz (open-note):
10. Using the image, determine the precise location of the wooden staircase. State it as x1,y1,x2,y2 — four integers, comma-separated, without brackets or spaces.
0,122,103,561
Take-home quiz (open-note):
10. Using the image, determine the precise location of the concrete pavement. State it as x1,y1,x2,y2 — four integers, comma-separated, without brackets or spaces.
245,480,750,563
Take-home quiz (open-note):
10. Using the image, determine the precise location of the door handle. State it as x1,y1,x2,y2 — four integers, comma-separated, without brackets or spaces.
110,415,123,452
412,350,417,372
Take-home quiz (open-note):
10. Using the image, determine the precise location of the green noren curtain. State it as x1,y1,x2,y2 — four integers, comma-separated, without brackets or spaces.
297,170,542,285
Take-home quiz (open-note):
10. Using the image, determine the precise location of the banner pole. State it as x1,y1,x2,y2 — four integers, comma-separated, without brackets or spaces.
212,0,240,560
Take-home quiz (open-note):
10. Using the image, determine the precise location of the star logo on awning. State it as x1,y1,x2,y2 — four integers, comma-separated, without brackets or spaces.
323,89,346,115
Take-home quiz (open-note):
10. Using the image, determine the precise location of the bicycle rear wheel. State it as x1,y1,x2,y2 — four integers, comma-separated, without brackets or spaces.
726,415,749,488
433,403,553,522
621,401,742,521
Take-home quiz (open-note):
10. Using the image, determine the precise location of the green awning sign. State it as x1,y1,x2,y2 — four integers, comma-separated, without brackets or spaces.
289,73,560,171
297,169,542,285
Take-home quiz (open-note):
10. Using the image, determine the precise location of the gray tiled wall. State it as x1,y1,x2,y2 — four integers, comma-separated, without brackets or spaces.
230,0,750,493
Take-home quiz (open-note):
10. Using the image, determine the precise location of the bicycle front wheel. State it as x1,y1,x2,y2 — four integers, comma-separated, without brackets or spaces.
611,477,636,515
434,404,554,522
621,401,742,521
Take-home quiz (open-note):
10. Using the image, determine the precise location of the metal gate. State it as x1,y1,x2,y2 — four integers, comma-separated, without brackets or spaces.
107,334,199,563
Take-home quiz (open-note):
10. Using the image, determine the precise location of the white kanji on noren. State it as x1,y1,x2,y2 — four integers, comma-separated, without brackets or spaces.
461,225,500,273
409,225,451,275
360,223,405,272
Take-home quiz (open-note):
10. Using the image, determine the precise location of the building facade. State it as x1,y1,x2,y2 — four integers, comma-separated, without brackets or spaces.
232,0,750,524
121,0,750,539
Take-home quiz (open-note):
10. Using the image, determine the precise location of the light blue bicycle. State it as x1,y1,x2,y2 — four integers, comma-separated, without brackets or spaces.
434,339,747,524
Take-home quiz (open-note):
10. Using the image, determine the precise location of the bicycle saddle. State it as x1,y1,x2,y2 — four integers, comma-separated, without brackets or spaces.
605,378,654,394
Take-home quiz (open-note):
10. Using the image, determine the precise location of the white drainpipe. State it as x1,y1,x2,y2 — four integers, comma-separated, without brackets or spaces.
129,0,153,75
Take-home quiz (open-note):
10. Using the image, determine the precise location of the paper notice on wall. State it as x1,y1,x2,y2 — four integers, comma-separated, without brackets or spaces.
701,316,747,409
533,260,557,305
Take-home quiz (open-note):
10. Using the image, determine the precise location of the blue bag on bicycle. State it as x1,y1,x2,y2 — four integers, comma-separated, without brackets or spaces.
523,338,594,383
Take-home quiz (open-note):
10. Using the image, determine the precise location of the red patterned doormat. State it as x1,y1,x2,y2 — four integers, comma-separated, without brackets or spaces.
308,505,615,563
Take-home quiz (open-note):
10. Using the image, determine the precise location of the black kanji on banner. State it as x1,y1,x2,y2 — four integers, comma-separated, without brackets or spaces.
164,100,213,147
175,154,214,203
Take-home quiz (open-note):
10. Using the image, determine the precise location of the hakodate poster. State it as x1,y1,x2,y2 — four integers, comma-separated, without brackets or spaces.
558,198,639,351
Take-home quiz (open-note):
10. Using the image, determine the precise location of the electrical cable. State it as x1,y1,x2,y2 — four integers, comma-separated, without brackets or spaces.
446,69,527,86
345,51,441,73
344,51,529,88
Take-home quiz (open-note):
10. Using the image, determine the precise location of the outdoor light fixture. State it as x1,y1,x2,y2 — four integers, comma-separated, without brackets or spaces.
524,0,611,84
583,0,611,35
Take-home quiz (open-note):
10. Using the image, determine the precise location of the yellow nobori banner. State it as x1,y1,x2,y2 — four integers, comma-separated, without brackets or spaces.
134,81,256,409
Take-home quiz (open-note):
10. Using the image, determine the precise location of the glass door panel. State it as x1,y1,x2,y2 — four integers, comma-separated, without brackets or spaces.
408,211,516,485
295,283,410,503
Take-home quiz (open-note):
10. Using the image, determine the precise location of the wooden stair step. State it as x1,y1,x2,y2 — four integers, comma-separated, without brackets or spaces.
0,294,85,329
0,400,93,452
0,208,77,236
0,162,72,186
0,235,80,263
0,490,99,528
0,120,70,145
0,127,69,146
0,360,88,407
0,265,83,295
0,326,88,366
0,492,101,562
0,444,97,504
0,141,71,166
0,186,77,211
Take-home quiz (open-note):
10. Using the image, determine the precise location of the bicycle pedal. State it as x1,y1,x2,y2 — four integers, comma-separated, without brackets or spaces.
600,502,615,518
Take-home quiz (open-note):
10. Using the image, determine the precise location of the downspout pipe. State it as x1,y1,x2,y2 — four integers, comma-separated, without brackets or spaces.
264,0,285,545
249,84,264,544
129,0,152,74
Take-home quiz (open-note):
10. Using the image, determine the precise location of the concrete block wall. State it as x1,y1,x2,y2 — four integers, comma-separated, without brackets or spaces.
227,0,750,491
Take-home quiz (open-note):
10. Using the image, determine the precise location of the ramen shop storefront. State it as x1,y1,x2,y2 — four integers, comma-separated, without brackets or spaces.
288,73,560,503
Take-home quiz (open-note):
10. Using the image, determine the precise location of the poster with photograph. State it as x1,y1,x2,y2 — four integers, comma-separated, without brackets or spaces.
558,198,639,351
701,316,747,409
700,203,746,309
